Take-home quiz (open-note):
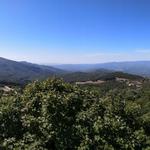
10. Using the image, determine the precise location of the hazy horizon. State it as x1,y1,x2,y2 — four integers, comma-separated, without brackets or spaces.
1,56,150,66
0,0,150,64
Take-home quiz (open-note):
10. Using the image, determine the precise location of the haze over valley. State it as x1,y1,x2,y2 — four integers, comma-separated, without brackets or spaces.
0,57,149,85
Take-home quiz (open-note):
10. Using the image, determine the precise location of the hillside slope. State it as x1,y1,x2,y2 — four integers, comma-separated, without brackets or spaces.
0,57,65,84
61,69,143,83
54,61,150,77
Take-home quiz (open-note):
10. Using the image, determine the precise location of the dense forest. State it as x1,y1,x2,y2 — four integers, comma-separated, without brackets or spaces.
0,77,150,149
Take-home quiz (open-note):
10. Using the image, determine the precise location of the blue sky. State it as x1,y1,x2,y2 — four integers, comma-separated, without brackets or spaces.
0,0,150,64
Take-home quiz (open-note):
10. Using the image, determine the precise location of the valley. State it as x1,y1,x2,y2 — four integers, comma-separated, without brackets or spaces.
0,57,149,86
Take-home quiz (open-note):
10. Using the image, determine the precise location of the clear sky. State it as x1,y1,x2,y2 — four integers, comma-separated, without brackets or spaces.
0,0,150,64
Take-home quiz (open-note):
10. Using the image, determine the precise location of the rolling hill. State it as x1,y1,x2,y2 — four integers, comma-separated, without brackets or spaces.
0,57,146,85
61,70,143,83
0,57,65,84
53,61,150,77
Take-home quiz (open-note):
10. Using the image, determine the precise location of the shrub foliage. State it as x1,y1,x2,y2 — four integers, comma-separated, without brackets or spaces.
0,79,150,149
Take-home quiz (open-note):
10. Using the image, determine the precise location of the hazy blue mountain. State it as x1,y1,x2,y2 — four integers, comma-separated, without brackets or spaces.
53,64,96,72
53,61,150,77
0,57,148,85
0,57,65,84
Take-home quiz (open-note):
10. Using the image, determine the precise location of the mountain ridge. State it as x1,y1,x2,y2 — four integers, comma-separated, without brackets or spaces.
53,61,150,77
0,57,149,85
0,57,66,84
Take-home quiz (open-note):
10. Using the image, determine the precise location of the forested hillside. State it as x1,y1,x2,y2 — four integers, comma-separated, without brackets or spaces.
0,57,65,84
0,57,149,86
0,78,150,149
61,71,144,83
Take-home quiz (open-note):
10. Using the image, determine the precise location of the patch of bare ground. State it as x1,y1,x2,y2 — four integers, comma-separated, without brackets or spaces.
76,80,105,85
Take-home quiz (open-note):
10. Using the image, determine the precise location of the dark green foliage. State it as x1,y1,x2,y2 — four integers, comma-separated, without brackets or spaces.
62,71,143,83
0,79,149,149
61,70,111,82
102,72,144,81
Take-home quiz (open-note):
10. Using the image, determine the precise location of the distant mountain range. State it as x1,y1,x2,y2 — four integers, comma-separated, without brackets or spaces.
0,57,65,84
53,61,150,77
0,57,149,85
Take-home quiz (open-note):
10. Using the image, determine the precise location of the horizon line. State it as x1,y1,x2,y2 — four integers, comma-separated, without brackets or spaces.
0,56,150,66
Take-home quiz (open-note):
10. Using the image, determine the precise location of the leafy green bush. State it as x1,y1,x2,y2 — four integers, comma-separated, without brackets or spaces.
0,79,149,149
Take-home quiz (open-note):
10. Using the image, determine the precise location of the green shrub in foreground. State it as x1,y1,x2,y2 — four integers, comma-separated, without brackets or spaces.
0,79,149,149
